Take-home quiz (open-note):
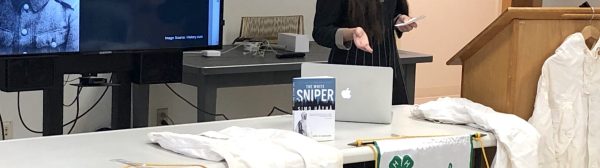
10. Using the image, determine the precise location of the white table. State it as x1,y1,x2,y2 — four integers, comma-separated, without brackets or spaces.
0,106,496,167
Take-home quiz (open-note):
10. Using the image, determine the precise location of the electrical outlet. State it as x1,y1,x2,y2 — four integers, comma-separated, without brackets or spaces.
2,121,12,140
156,108,169,126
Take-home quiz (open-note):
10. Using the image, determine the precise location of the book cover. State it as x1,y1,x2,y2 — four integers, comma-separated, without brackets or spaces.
292,76,335,141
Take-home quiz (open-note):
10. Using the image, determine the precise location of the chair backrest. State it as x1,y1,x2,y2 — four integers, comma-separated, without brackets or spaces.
236,15,304,43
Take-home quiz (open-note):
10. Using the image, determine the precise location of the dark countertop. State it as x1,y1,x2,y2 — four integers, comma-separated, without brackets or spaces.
183,42,432,75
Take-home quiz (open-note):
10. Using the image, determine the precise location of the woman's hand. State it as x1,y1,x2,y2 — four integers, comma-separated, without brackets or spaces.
395,15,418,32
351,27,373,53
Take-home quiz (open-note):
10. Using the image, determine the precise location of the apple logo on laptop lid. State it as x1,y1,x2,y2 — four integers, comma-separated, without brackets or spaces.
341,88,352,99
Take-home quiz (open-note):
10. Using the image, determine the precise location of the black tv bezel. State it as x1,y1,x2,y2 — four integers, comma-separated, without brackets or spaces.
0,0,224,59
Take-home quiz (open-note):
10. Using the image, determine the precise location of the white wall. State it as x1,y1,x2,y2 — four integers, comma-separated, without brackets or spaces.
222,0,317,44
399,0,502,103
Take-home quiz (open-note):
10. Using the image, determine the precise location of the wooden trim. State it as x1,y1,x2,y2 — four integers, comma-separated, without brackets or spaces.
562,14,600,20
532,0,542,7
502,0,511,11
506,20,519,115
448,7,600,65
512,0,542,7
503,0,542,11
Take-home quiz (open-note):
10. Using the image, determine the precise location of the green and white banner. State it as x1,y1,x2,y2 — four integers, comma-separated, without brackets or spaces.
374,135,472,168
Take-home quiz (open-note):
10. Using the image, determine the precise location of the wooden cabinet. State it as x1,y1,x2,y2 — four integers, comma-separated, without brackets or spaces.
449,7,600,119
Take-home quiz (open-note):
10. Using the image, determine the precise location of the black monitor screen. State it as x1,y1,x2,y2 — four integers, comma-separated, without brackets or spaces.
0,0,221,56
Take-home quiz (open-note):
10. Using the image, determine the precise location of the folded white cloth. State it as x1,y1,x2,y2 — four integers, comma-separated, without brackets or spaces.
412,97,540,168
148,126,343,168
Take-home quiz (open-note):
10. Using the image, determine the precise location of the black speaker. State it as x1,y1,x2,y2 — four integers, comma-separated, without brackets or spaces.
132,52,183,84
0,57,55,92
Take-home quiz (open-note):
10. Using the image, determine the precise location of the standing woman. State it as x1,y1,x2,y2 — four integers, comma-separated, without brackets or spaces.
313,0,417,105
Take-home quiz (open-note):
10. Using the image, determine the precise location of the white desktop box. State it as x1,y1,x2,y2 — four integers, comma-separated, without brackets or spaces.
278,33,309,52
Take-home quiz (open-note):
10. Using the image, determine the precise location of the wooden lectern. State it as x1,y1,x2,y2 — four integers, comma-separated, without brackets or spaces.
448,7,600,120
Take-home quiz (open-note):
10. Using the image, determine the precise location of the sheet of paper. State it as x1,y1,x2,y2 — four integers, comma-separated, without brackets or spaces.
394,15,425,27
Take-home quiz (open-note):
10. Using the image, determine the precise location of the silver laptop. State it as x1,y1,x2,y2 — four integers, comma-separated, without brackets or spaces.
301,63,393,124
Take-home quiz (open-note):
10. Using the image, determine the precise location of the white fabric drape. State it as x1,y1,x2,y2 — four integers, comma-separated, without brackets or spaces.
412,97,540,168
149,126,343,168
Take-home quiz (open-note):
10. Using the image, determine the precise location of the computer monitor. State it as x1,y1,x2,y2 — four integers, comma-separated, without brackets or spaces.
0,0,222,57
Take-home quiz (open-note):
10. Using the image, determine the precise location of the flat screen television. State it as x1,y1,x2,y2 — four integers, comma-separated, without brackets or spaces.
0,0,222,57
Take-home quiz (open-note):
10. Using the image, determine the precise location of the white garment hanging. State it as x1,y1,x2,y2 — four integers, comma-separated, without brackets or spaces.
528,32,600,168
412,97,540,168
148,126,343,168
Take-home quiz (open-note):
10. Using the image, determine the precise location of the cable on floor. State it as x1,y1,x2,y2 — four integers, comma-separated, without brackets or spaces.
63,75,80,86
64,86,83,107
164,83,230,120
221,44,244,54
63,74,71,86
66,86,82,134
0,112,5,140
17,92,43,134
267,106,291,116
62,76,112,127
165,115,175,125
17,75,112,134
